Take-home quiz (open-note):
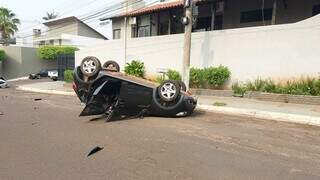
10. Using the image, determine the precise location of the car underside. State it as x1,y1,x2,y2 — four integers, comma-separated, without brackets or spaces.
73,56,197,122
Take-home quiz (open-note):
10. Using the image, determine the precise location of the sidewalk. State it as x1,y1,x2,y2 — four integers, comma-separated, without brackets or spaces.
17,81,76,96
197,96,320,126
17,81,320,126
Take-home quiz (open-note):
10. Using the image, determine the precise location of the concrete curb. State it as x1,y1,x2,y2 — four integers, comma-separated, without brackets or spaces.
17,86,76,96
7,77,28,82
197,104,320,127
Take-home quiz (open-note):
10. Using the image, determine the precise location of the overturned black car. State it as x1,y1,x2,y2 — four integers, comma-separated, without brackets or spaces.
73,56,197,122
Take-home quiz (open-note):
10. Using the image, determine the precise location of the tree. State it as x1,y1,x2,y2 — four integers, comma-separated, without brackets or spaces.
42,11,58,21
0,7,20,45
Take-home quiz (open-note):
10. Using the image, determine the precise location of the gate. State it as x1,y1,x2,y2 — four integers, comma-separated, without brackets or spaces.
57,54,75,80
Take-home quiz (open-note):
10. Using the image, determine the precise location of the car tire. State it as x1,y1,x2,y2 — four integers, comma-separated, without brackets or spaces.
158,80,180,102
103,61,120,72
175,80,187,92
80,56,101,77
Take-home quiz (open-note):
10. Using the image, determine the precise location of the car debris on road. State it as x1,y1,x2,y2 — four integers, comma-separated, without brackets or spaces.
0,77,9,88
87,146,104,157
73,56,197,122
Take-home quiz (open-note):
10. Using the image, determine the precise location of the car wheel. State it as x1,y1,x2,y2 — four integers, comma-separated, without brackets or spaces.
175,80,187,92
158,80,180,102
80,56,101,77
103,61,120,72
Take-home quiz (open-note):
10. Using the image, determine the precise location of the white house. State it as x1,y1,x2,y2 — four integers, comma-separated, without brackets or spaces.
33,16,108,48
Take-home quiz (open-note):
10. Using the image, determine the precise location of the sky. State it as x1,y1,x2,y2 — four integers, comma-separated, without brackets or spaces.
0,0,123,40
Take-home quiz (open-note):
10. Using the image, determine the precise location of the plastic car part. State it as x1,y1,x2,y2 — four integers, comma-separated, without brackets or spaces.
80,56,101,77
158,80,180,102
103,61,120,72
87,146,104,157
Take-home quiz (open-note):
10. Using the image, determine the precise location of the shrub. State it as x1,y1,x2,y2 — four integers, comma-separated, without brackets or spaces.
124,60,145,77
37,46,78,60
203,65,231,89
190,68,205,88
155,75,165,84
237,77,320,96
232,82,247,97
0,50,5,61
64,69,74,83
166,69,181,81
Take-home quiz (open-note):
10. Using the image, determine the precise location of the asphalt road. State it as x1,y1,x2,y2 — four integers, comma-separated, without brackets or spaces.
0,80,320,180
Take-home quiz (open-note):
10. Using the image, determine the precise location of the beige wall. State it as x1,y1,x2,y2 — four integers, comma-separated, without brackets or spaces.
77,22,105,39
76,14,320,84
0,46,57,79
46,22,78,38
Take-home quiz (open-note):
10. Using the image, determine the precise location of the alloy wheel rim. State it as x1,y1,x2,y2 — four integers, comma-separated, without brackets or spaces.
82,60,96,74
160,83,176,100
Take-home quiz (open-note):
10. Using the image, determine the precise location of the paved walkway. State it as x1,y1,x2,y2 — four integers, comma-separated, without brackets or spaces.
16,81,75,96
16,81,320,126
198,96,320,118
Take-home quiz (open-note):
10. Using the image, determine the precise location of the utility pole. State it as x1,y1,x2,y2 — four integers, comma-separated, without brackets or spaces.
124,0,129,65
182,0,193,90
271,0,277,25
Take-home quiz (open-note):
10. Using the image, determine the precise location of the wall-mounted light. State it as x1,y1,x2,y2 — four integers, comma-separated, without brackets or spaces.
181,16,189,25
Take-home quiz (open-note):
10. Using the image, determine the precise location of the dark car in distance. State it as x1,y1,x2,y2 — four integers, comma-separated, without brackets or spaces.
73,56,197,122
29,69,58,80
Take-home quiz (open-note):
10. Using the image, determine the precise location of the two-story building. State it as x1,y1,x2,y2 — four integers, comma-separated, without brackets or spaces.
102,0,320,39
33,16,108,47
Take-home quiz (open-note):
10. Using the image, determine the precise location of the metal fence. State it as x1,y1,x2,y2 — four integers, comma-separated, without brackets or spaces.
57,54,75,80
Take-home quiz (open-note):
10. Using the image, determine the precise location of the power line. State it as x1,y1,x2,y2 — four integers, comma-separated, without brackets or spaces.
17,0,116,34
18,0,158,40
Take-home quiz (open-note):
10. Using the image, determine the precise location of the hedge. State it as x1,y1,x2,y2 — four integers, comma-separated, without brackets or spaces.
190,66,231,89
166,70,181,81
64,69,74,83
0,50,5,61
37,46,78,60
124,60,145,77
232,78,320,96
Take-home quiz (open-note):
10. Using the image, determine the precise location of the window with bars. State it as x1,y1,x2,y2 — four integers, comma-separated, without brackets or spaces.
313,4,320,16
240,8,273,23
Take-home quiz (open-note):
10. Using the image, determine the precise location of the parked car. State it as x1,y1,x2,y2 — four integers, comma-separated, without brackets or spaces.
48,70,58,81
0,77,9,88
73,56,197,122
29,69,57,80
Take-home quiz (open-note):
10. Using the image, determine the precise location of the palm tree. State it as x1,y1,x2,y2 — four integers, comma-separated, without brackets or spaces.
0,7,20,45
42,11,58,21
